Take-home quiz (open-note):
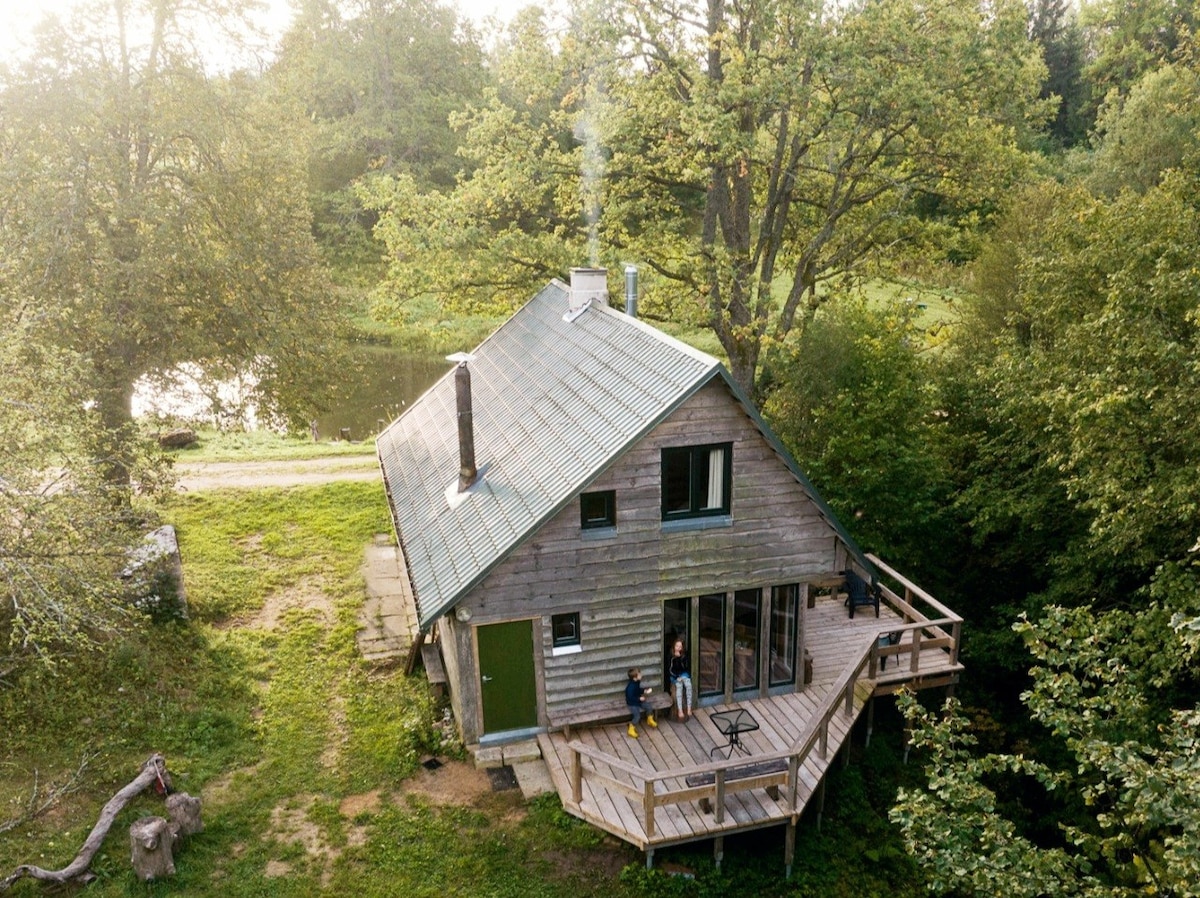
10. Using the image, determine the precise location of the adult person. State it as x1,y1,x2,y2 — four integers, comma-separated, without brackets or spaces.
668,639,694,721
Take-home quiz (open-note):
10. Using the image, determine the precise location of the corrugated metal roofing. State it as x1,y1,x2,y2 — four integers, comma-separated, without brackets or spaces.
376,280,720,629
377,278,872,630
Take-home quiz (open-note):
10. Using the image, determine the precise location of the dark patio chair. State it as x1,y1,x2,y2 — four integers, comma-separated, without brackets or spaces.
878,630,901,670
842,568,879,618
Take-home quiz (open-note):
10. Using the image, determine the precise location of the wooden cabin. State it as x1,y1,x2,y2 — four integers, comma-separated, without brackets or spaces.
377,269,962,868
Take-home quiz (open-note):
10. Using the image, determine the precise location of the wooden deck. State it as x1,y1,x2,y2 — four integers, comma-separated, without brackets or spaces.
537,555,963,867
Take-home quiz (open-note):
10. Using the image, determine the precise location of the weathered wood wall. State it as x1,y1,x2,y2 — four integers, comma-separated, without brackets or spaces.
456,378,849,741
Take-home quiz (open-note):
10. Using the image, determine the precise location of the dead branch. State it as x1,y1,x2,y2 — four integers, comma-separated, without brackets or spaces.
0,754,167,891
0,751,97,837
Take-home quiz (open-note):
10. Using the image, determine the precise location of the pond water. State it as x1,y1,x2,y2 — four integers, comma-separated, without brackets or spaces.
311,344,448,441
133,344,448,441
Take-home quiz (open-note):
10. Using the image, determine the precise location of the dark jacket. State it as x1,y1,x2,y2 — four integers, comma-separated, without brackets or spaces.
625,678,645,706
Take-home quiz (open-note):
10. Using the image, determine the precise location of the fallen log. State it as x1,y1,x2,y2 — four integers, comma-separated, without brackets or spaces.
0,754,169,891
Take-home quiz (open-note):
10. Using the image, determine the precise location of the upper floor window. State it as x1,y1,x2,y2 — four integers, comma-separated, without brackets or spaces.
661,443,732,520
580,490,616,529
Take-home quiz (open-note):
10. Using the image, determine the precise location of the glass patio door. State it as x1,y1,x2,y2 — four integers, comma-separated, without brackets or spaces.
733,588,761,692
698,593,725,696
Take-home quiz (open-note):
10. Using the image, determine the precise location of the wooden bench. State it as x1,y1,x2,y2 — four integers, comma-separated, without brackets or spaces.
420,643,448,698
548,692,674,738
684,758,790,813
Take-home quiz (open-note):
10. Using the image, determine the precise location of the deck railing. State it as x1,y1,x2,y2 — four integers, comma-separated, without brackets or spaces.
566,632,878,838
564,559,963,840
867,553,963,675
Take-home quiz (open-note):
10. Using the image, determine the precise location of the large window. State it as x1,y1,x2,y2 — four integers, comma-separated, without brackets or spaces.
661,443,732,520
733,588,761,691
769,584,799,687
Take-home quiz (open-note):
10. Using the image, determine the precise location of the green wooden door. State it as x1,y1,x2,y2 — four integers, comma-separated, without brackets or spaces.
477,620,537,734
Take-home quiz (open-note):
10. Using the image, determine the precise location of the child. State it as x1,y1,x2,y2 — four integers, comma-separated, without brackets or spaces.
668,639,694,721
624,667,657,738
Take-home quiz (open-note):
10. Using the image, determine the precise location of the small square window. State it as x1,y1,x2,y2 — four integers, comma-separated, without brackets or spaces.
551,612,581,649
580,490,616,529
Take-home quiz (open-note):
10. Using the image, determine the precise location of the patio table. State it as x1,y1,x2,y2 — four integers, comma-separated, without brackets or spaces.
709,708,759,759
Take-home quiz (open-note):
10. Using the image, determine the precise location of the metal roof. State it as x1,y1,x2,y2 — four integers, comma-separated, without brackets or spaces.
377,278,870,630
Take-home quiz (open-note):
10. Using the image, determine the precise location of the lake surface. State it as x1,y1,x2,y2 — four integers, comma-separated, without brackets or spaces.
311,345,448,441
133,344,448,441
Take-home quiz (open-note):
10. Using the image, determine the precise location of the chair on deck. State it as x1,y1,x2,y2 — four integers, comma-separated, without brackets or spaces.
842,568,880,618
878,630,901,669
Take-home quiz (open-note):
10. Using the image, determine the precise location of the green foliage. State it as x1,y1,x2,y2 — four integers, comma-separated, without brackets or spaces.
1088,57,1200,195
1079,0,1196,125
895,578,1200,896
0,0,343,479
0,311,166,675
364,0,1048,395
269,0,488,267
763,296,954,573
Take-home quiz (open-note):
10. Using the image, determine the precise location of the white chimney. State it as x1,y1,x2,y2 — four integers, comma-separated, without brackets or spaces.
564,267,608,322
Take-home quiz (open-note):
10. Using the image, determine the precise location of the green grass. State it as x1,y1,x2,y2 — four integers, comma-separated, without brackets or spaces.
164,428,378,463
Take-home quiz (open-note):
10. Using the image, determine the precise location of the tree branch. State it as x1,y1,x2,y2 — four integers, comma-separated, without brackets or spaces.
0,754,167,891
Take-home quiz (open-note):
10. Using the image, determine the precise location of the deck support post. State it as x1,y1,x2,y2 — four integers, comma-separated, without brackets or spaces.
645,847,654,870
570,748,582,804
816,777,827,832
865,696,875,747
784,816,797,878
714,836,724,870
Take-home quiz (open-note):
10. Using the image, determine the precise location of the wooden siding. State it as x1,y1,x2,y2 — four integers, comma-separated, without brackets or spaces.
452,379,855,741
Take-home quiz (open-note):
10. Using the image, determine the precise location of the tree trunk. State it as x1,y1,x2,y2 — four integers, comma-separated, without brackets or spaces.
166,792,203,837
0,754,168,891
129,816,176,881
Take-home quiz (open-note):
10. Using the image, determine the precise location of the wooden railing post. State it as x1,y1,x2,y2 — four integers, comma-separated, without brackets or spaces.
787,756,799,812
644,780,656,837
715,769,727,824
819,720,829,758
571,747,582,805
950,620,962,666
909,628,921,672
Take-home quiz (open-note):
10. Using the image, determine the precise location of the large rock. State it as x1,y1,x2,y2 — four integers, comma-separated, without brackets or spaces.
157,428,197,449
121,526,188,621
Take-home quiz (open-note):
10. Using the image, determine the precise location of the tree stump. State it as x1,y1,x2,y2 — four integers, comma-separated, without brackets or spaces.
166,793,203,837
129,817,176,881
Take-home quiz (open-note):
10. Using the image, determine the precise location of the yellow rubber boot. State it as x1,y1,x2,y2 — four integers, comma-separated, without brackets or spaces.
627,724,638,738
646,714,658,728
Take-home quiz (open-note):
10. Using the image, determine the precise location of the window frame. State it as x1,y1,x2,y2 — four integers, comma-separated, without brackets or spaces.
660,442,733,521
550,611,582,654
579,489,616,530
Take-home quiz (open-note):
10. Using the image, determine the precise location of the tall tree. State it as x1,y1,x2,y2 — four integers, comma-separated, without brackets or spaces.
1028,0,1088,146
0,0,341,486
363,0,1048,395
270,0,487,262
0,310,156,677
763,296,954,577
1079,0,1196,126
893,591,1200,897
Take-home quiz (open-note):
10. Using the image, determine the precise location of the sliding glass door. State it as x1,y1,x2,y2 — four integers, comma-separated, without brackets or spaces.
732,588,761,692
698,593,725,696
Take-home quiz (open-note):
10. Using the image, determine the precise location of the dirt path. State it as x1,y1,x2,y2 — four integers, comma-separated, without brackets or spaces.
175,455,380,491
